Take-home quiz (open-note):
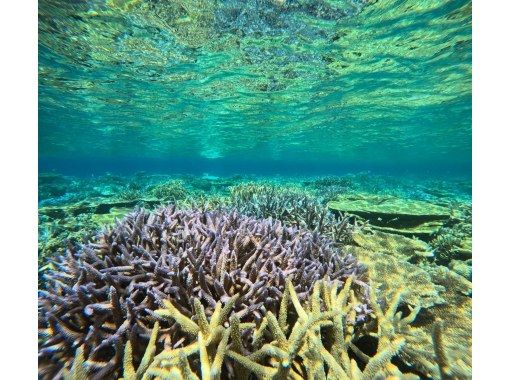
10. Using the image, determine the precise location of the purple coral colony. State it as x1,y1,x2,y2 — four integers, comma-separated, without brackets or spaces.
39,204,370,379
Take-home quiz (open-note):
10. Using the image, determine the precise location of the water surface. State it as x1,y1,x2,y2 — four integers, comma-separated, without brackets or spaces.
39,0,471,175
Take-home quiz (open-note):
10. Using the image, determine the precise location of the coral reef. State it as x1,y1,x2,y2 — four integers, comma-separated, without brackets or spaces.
427,265,472,375
38,174,472,378
38,207,133,287
182,174,242,194
429,204,471,279
39,205,368,378
344,228,472,378
117,183,145,201
345,231,444,308
46,278,461,379
302,175,356,201
39,172,73,200
431,204,472,265
229,183,356,244
146,279,416,379
350,229,434,264
38,199,160,282
149,179,187,202
448,259,472,280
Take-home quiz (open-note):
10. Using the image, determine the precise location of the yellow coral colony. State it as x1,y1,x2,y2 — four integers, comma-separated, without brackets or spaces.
53,276,465,380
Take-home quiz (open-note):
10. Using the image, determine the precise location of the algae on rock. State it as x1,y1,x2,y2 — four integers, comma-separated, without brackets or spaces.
328,194,455,239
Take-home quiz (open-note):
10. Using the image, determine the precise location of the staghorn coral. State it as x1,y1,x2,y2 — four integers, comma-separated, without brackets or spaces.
432,319,471,379
448,259,472,280
118,186,145,201
39,205,368,378
60,279,428,379
426,266,472,377
149,180,188,202
430,204,472,268
343,231,445,308
147,278,383,379
61,322,161,380
344,229,472,378
229,183,356,244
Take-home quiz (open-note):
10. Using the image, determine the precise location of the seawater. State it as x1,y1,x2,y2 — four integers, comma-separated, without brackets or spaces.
39,0,471,177
38,0,472,378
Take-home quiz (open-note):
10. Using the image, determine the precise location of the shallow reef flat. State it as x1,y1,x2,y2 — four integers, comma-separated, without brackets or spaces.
328,194,453,238
38,172,472,379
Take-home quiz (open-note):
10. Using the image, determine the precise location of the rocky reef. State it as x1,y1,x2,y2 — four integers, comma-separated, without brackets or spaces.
327,194,453,239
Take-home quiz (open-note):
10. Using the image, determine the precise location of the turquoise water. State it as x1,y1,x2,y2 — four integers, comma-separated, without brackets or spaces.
38,2,472,378
39,0,471,176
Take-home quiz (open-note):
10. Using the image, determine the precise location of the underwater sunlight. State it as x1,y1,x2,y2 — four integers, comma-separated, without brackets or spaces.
38,0,472,379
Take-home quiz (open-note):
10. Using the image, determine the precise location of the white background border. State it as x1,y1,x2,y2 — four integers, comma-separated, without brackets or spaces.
0,0,38,377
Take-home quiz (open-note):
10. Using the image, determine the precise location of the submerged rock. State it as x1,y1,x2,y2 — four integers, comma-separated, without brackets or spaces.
38,198,161,219
328,194,454,239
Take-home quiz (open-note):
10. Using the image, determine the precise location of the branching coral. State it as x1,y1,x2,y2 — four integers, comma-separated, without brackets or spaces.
58,279,424,379
229,183,356,244
41,247,464,378
430,204,472,269
345,229,472,379
149,180,188,202
345,230,445,308
118,187,145,201
39,206,368,378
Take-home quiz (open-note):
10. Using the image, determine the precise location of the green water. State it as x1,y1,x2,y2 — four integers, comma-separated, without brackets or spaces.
39,0,471,174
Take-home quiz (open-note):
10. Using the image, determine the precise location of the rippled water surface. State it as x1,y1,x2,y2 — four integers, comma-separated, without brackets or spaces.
39,0,471,174
38,3,473,377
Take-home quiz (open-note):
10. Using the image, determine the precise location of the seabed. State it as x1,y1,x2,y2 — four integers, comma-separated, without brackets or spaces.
38,172,472,379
